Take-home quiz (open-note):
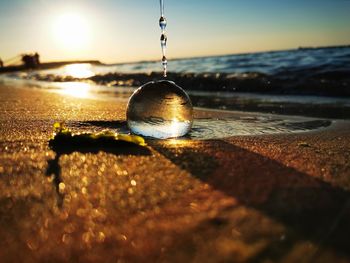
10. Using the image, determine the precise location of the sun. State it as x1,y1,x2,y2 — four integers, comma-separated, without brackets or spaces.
53,13,90,50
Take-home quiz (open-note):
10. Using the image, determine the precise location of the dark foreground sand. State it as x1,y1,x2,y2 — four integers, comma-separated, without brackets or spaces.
0,84,350,262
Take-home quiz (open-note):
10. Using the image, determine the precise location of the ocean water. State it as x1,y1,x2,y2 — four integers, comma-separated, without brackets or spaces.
118,45,349,75
29,45,350,76
1,46,350,119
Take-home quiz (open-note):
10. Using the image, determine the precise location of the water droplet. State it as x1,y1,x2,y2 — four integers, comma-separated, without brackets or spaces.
160,34,167,46
162,56,167,66
159,16,167,31
162,56,167,77
126,80,193,139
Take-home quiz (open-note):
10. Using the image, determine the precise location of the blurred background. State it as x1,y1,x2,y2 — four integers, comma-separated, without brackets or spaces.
0,0,349,119
0,0,349,63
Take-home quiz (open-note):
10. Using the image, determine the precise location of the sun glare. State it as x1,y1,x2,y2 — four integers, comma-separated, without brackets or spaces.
53,13,90,50
63,64,94,78
56,82,92,99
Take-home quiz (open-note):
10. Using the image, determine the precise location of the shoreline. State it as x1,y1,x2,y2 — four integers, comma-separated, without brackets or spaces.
0,81,336,136
1,77,349,120
0,83,350,262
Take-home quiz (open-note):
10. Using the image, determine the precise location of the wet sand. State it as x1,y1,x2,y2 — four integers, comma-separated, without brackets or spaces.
0,84,350,262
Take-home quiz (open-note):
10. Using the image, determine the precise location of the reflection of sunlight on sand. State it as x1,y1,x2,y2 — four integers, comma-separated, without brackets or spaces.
63,64,95,78
56,82,92,99
166,138,195,148
167,139,186,146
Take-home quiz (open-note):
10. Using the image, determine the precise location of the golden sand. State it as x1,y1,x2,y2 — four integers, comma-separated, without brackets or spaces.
0,84,349,262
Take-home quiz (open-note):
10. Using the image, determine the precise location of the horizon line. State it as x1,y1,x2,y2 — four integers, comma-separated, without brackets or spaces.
36,43,350,66
101,43,350,66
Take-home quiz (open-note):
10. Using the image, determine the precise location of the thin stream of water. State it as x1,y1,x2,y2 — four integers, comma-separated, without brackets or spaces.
160,0,164,17
159,0,167,77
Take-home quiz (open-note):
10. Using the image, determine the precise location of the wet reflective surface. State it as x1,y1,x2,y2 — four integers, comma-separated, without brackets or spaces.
189,116,331,139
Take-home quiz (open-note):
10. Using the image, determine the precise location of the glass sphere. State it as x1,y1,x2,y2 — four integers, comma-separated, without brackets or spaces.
126,80,193,139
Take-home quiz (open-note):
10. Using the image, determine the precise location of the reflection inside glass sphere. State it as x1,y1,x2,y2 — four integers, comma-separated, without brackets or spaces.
126,80,193,139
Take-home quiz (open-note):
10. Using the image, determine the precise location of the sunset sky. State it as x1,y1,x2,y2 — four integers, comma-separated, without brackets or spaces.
0,0,349,64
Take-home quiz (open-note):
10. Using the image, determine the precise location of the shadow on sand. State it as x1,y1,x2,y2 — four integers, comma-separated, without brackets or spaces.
45,129,152,207
153,140,350,260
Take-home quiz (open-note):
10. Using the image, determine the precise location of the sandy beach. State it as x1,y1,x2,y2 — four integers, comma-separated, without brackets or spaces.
0,83,350,262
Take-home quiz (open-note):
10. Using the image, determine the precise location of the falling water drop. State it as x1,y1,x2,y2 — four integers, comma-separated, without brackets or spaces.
160,34,167,48
161,56,167,77
159,0,167,77
159,16,167,31
159,27,167,76
160,34,167,58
